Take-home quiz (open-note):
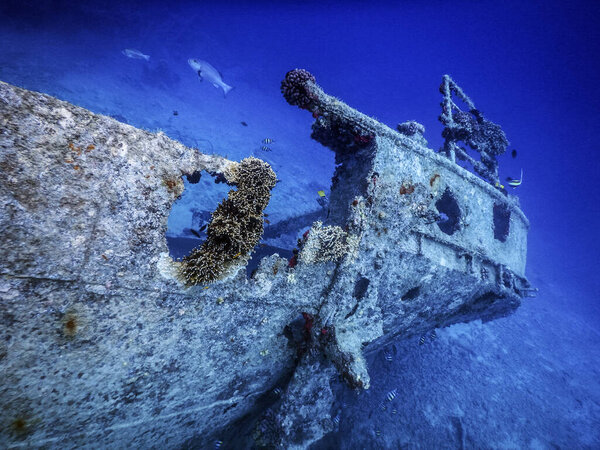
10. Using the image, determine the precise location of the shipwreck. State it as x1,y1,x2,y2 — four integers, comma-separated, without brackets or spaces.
0,70,532,448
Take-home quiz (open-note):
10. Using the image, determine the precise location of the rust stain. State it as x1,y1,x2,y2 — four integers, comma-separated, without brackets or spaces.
61,312,79,338
399,184,415,195
162,178,180,195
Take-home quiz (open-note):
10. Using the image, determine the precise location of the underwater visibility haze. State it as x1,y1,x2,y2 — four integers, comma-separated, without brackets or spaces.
0,0,599,448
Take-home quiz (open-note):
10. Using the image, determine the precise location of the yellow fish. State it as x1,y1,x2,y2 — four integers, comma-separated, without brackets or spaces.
317,190,326,197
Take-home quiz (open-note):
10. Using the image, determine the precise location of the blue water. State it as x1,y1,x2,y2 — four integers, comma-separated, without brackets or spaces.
1,0,599,447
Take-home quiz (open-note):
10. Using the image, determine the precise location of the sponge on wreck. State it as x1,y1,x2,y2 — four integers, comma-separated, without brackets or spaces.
180,157,277,285
299,221,349,264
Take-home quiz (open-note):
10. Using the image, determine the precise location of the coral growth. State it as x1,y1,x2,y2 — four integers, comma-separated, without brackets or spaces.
280,69,316,110
253,408,283,448
299,221,349,264
438,75,508,185
281,69,378,154
396,120,425,137
180,157,277,285
301,312,314,337
311,118,375,153
288,253,298,269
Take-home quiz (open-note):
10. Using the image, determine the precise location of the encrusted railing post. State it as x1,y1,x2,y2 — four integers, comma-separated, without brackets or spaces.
438,75,509,188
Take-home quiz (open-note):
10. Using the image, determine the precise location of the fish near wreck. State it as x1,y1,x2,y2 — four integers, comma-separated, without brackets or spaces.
122,48,150,61
188,58,234,96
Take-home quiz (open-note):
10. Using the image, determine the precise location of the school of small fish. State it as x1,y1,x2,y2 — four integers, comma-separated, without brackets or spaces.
418,329,438,346
259,138,275,152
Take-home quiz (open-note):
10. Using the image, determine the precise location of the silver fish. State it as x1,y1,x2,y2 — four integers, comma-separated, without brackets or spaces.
122,49,150,61
188,58,233,96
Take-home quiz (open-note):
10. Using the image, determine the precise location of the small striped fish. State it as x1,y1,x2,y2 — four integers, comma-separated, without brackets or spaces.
384,352,393,362
262,138,275,144
260,145,272,152
214,440,223,449
419,335,426,345
386,389,398,402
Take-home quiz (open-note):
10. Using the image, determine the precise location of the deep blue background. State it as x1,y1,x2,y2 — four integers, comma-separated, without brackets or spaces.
1,0,599,447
